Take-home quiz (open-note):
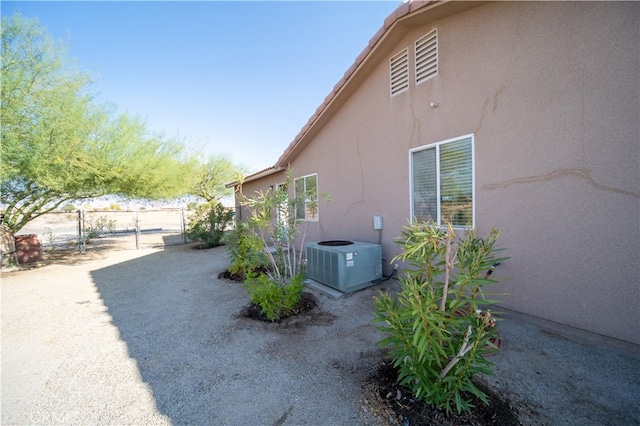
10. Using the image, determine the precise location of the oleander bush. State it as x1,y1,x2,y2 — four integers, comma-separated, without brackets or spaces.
224,221,269,280
373,222,508,415
238,169,326,321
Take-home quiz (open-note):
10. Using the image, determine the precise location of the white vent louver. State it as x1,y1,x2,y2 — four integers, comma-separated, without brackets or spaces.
415,29,438,84
390,48,409,96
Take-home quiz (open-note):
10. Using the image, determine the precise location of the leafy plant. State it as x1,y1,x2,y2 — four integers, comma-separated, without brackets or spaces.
84,215,117,239
237,168,326,319
223,220,269,279
373,222,508,415
244,272,304,321
185,201,234,248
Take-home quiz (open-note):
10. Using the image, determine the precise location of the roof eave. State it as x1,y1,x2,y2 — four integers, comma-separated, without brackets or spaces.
275,0,452,167
244,0,488,174
225,166,286,188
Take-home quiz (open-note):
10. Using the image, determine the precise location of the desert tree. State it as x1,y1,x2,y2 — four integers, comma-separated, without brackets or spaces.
1,14,198,233
190,152,246,203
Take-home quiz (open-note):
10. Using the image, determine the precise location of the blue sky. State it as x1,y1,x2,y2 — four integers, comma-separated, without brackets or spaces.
4,1,401,173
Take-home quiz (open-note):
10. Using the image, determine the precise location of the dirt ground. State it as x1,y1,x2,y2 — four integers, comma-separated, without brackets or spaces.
2,243,639,425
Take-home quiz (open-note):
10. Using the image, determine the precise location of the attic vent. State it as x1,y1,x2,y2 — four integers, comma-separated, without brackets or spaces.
415,29,438,84
390,48,409,96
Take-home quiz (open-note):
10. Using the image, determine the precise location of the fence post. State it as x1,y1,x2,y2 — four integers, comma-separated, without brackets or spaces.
181,208,187,244
135,211,140,249
77,210,85,253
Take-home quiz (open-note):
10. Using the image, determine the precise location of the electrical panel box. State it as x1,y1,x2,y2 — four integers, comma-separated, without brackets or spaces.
373,216,383,230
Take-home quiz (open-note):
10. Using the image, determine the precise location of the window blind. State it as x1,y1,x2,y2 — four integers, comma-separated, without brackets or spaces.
412,147,437,222
411,136,473,227
439,138,472,227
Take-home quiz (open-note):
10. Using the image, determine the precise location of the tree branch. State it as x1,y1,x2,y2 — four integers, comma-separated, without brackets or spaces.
439,325,473,379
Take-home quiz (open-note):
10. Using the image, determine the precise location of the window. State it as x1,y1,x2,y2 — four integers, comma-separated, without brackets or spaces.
415,29,438,84
294,174,318,221
275,182,290,243
390,48,409,96
275,182,289,223
410,135,474,228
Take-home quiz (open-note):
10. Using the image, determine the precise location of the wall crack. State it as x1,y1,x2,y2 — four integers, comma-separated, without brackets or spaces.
483,168,639,198
345,137,366,216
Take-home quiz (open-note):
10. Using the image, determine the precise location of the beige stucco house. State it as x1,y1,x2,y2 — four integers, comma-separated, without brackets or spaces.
230,1,639,345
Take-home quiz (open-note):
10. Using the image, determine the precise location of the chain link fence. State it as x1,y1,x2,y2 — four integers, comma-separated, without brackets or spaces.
16,208,189,254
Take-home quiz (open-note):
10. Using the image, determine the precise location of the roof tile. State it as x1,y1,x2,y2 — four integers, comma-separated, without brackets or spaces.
396,1,412,19
368,26,386,49
410,1,433,14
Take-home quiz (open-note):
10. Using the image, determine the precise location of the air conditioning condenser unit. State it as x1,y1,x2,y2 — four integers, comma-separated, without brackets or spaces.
306,240,382,293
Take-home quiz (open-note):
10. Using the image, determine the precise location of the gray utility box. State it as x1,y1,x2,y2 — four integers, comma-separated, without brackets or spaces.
306,240,382,293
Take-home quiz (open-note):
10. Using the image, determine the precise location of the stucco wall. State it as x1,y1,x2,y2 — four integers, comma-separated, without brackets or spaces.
240,2,639,344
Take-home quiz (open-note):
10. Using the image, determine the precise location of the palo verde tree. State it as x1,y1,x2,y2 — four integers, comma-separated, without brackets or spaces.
184,153,245,247
1,14,198,234
190,153,246,203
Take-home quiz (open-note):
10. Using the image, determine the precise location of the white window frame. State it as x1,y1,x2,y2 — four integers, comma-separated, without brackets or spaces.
409,134,475,229
275,182,290,237
294,173,318,222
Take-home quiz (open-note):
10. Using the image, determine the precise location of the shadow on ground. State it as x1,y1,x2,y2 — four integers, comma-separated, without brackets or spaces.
89,244,387,425
88,243,640,425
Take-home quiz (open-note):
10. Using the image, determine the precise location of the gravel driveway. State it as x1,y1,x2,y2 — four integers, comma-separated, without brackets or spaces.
2,243,639,425
2,244,388,425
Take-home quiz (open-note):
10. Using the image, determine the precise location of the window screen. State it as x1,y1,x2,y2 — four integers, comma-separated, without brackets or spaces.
295,174,318,221
411,136,473,227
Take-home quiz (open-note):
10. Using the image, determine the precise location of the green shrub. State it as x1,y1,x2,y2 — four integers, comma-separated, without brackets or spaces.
244,273,304,322
373,222,508,415
223,221,269,279
185,201,234,248
237,168,328,319
84,215,117,239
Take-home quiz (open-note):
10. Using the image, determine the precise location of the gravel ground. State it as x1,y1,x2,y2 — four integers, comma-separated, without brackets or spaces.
2,243,639,425
2,244,389,425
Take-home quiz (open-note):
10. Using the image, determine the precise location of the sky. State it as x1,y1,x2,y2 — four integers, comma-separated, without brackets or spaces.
4,1,402,174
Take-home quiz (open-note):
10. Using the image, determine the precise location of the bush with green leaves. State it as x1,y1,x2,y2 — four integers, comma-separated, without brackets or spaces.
238,168,326,319
185,201,234,248
84,215,117,239
244,272,304,322
223,220,269,279
373,222,508,415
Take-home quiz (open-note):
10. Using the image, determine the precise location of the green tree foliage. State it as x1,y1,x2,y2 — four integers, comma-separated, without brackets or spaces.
1,14,197,233
373,223,508,415
191,153,246,202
